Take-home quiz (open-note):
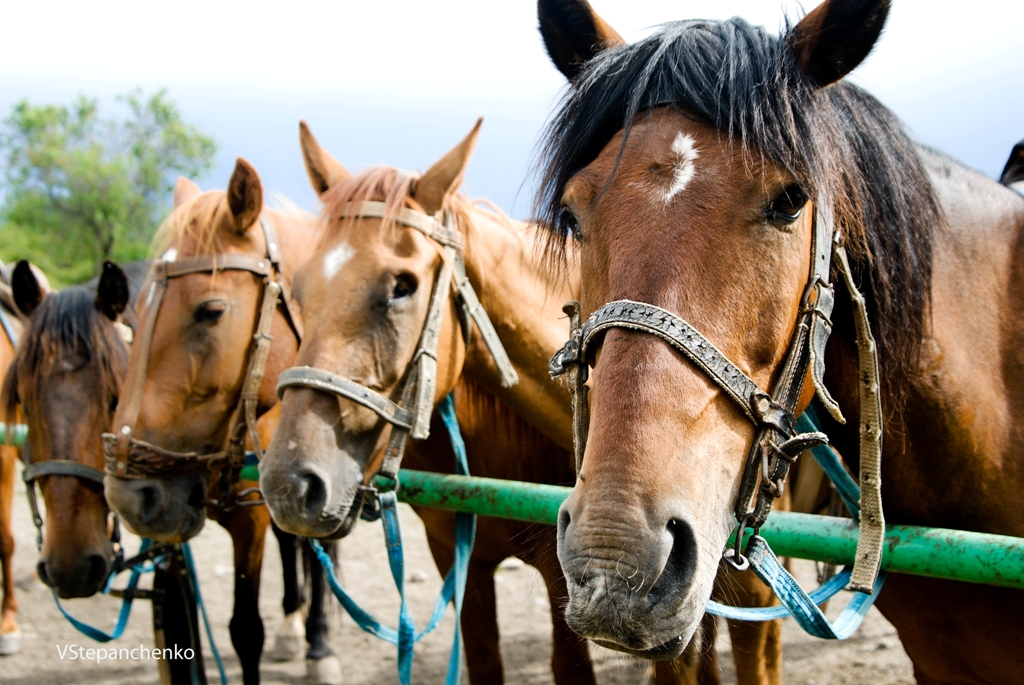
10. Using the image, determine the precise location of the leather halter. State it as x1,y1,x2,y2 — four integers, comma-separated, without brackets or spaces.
550,205,886,593
276,200,518,497
103,217,302,506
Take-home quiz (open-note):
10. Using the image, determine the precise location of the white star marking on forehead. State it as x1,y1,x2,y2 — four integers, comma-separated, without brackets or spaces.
322,240,355,281
662,133,699,204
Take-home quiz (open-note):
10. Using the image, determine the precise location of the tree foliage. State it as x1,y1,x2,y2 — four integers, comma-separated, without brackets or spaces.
0,90,216,286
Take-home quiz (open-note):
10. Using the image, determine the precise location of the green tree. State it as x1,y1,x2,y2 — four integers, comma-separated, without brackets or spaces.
0,90,216,286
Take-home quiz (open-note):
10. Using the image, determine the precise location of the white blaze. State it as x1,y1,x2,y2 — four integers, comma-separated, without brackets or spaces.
161,247,178,262
662,133,699,203
322,241,355,281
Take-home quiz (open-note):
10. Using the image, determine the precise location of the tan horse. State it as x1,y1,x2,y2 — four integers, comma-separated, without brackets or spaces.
102,163,342,685
260,121,792,684
0,267,27,655
534,1,1024,683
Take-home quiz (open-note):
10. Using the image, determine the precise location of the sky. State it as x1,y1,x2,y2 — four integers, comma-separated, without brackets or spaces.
1,0,1022,218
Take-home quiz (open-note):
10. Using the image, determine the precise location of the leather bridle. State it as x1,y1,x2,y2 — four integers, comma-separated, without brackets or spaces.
550,204,886,593
103,217,302,509
275,200,518,509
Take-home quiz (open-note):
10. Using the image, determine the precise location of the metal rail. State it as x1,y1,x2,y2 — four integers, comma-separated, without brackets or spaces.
8,423,1021,590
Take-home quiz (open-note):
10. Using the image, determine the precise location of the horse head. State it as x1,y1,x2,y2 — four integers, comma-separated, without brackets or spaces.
104,162,308,542
260,121,481,538
535,0,917,658
3,261,131,598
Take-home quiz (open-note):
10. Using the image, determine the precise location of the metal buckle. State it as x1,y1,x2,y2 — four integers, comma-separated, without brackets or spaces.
723,515,751,572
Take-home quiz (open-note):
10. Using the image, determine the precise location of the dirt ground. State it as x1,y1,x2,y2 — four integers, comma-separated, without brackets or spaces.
0,473,914,685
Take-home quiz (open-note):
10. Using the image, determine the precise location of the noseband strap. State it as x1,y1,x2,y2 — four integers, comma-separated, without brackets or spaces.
277,367,414,429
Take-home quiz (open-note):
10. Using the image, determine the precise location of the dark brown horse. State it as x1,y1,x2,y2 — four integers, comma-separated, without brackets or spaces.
102,168,341,685
534,1,1024,683
1,260,213,683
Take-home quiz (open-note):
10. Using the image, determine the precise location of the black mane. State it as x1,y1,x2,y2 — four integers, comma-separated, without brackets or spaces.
535,16,940,407
1,261,149,430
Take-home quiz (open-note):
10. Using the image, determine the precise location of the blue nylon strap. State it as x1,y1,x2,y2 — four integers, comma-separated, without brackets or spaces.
182,542,227,685
745,535,885,639
51,538,155,642
311,392,476,685
708,404,884,636
706,566,852,620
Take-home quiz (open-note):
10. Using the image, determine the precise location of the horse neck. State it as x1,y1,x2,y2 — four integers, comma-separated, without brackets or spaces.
457,204,576,450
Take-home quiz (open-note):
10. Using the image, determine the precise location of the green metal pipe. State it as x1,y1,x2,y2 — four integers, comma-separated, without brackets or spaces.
0,423,27,447
390,469,1024,591
16,420,1020,592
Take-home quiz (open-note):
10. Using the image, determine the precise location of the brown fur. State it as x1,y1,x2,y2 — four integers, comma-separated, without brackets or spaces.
535,1,1024,683
104,161,320,685
0,307,22,644
262,123,792,685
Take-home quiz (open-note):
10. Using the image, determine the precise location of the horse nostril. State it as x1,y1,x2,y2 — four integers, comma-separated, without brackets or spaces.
649,518,698,606
188,480,207,508
86,554,110,588
300,470,328,514
37,561,53,587
139,485,160,518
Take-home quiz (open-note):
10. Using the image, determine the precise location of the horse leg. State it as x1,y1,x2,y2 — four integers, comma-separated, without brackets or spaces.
425,534,503,684
0,445,19,656
153,549,207,685
716,566,781,685
221,504,269,685
653,613,721,685
266,524,305,662
518,533,595,685
304,539,341,685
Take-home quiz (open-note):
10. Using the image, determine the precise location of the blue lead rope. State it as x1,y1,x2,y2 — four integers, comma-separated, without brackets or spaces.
51,538,156,642
53,538,226,685
311,392,476,685
706,404,886,639
182,542,228,685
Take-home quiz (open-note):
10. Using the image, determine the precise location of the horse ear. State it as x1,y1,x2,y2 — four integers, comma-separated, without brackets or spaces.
226,158,264,235
12,260,50,317
1000,140,1024,186
174,177,201,207
412,118,482,216
786,0,891,87
95,260,130,322
299,121,352,197
538,0,625,81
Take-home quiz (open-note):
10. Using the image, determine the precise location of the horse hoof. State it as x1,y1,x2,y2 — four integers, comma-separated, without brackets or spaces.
266,612,305,662
307,655,343,685
0,630,22,656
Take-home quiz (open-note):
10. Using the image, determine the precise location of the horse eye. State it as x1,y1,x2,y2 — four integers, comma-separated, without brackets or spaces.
195,300,227,323
109,394,119,414
766,185,807,223
390,274,417,302
558,207,580,238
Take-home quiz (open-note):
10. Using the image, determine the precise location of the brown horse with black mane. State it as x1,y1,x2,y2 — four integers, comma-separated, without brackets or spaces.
534,0,1024,683
0,259,212,683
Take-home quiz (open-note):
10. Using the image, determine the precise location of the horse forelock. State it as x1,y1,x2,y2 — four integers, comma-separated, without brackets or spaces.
535,15,941,409
151,190,233,260
4,287,129,434
318,165,476,248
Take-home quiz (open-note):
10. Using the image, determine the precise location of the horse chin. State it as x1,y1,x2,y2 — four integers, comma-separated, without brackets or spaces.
318,495,365,540
592,634,689,661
